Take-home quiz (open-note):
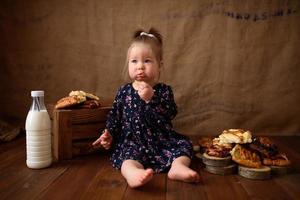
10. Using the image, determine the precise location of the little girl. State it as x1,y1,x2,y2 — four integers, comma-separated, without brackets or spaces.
93,28,200,188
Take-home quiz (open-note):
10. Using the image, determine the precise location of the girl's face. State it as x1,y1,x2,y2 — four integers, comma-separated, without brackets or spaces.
128,43,161,85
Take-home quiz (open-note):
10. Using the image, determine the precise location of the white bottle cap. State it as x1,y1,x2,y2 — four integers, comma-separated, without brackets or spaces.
31,90,44,97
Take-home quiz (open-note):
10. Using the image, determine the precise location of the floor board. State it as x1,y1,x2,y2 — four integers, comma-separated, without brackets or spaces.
1,135,300,200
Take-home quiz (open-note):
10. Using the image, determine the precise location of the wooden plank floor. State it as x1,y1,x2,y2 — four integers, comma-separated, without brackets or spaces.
1,135,300,200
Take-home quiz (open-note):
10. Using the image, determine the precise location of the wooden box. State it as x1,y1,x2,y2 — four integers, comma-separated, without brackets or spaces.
50,102,112,161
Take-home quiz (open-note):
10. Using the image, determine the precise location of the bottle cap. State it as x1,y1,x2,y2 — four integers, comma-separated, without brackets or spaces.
31,91,44,97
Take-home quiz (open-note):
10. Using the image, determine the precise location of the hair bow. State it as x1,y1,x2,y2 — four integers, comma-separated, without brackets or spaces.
140,32,155,38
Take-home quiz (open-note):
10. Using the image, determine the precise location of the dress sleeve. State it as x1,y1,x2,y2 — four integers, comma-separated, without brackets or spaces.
105,87,123,140
141,84,177,128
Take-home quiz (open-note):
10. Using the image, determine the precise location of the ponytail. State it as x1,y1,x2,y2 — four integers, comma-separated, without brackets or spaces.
132,27,163,46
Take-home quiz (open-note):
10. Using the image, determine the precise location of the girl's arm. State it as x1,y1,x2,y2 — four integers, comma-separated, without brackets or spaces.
92,129,113,149
105,86,124,140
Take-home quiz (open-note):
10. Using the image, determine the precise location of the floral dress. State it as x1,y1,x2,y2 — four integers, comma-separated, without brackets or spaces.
105,83,193,173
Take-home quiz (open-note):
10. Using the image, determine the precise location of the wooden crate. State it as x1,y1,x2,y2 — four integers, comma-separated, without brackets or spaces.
50,102,112,161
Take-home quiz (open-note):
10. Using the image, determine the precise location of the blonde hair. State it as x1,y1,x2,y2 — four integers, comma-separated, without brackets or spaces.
122,27,163,82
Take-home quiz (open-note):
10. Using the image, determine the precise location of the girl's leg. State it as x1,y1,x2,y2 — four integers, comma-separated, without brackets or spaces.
167,156,200,183
121,159,154,188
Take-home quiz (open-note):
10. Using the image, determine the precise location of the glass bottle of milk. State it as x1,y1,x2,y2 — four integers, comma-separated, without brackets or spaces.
25,90,52,169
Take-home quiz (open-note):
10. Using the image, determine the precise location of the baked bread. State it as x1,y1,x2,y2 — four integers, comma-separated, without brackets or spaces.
248,137,291,167
248,137,278,158
263,153,291,166
69,90,99,100
206,141,233,158
77,99,101,109
257,137,275,148
206,146,231,158
219,129,252,144
85,92,99,100
198,137,233,158
230,144,261,168
69,90,86,97
55,95,86,109
198,137,213,150
212,138,233,149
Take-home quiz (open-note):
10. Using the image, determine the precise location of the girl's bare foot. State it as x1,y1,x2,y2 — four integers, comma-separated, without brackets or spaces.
168,163,200,183
126,168,154,188
167,156,200,183
121,160,154,188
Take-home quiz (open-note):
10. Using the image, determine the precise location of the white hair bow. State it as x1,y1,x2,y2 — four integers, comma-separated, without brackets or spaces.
140,32,155,38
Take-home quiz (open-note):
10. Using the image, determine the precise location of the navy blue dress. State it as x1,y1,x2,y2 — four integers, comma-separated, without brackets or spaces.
105,83,193,173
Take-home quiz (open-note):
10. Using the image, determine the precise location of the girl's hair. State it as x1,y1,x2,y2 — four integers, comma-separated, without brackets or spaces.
122,27,163,81
132,28,163,61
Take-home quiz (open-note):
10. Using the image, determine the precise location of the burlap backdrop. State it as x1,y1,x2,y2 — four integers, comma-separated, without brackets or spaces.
0,0,299,136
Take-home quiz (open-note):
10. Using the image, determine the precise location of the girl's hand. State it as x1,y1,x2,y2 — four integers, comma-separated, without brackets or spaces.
137,82,154,102
92,129,113,150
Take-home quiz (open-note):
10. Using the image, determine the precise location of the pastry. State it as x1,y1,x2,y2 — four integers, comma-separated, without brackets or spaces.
198,137,213,149
55,95,86,109
248,137,291,167
230,144,261,168
206,138,233,158
85,92,100,100
219,129,252,144
248,137,278,158
263,153,291,166
69,90,86,97
69,90,99,100
77,99,101,109
206,144,232,158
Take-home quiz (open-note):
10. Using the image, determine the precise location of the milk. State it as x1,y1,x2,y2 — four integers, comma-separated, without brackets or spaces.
25,91,52,169
26,111,51,133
